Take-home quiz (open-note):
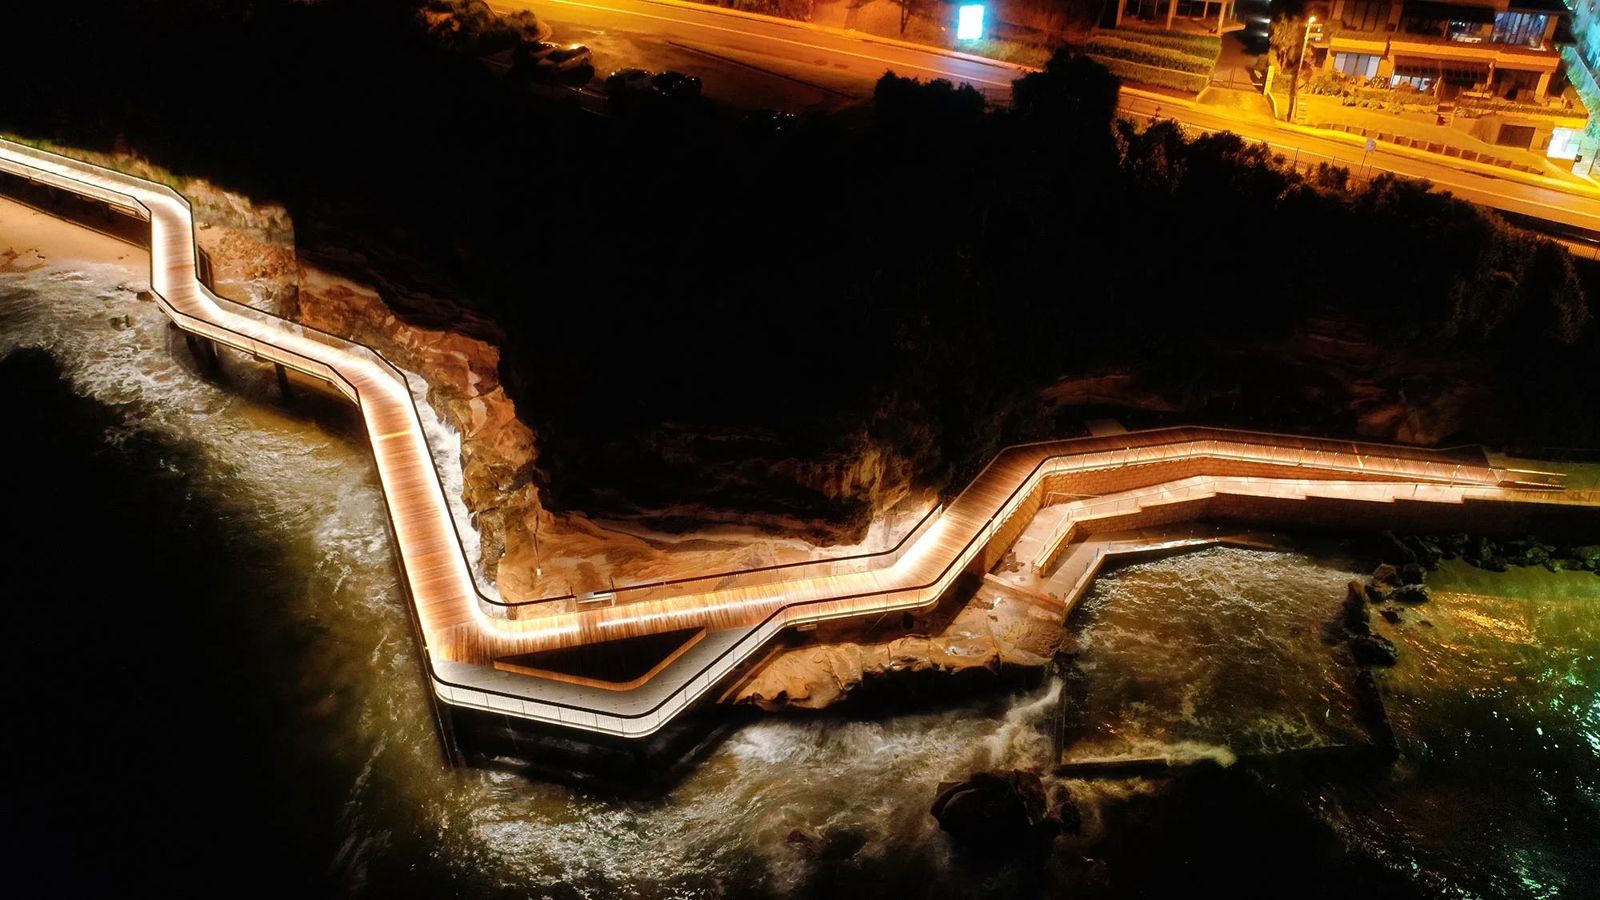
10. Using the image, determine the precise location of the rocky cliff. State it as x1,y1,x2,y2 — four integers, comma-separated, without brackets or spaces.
177,172,927,604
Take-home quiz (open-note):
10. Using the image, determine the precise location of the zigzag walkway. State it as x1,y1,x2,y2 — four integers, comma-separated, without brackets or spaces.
1,137,1586,739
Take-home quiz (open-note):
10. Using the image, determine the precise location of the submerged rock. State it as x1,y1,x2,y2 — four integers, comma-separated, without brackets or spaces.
1352,669,1400,760
783,828,824,858
930,770,1060,854
1392,584,1430,604
1349,633,1399,667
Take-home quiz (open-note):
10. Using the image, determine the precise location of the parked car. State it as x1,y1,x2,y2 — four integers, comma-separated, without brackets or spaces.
740,108,798,136
514,40,560,64
538,44,592,75
650,71,702,100
604,67,655,97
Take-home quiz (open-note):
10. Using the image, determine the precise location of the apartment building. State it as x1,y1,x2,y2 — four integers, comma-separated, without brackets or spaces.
1311,0,1589,151
1315,0,1572,97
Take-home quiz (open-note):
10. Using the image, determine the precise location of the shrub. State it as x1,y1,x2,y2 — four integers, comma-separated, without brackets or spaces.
1088,55,1210,95
1103,25,1223,61
1086,35,1216,75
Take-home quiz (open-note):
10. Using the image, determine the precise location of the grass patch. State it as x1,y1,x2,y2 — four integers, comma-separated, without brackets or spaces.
1089,55,1210,95
1108,24,1223,60
1087,35,1215,75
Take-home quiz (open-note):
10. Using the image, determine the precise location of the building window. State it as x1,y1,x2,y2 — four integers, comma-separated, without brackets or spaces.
1339,0,1391,31
1492,12,1547,48
1494,67,1543,99
1400,9,1446,35
1334,52,1382,77
1448,20,1485,42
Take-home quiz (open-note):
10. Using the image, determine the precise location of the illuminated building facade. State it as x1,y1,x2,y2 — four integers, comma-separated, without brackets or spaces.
1312,0,1591,153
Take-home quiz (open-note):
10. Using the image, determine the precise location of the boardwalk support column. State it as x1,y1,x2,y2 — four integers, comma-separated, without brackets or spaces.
182,332,220,374
274,362,293,400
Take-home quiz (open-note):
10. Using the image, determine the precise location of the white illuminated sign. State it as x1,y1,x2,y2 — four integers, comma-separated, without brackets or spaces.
956,4,984,41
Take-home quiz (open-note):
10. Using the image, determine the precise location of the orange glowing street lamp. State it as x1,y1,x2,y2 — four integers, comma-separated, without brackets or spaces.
1288,15,1321,125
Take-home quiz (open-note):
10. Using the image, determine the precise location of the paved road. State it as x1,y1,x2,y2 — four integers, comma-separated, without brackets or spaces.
502,0,1017,95
506,0,1600,240
1119,93,1600,243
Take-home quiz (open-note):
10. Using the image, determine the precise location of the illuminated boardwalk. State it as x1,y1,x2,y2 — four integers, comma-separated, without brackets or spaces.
2,138,1591,739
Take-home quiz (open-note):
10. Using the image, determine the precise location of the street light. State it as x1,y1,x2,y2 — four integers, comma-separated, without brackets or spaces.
1288,15,1320,124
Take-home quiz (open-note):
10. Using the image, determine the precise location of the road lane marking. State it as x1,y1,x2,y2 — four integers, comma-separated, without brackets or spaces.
508,0,1018,87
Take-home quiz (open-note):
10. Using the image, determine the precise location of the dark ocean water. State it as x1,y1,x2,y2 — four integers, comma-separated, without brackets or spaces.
2,264,1597,899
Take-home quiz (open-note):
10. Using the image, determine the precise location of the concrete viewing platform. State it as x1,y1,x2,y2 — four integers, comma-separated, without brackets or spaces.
2,137,1594,745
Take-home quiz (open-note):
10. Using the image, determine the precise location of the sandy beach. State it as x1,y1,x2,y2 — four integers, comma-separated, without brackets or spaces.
0,194,146,279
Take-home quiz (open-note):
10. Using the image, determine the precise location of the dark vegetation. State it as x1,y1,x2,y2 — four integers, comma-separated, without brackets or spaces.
4,0,1597,527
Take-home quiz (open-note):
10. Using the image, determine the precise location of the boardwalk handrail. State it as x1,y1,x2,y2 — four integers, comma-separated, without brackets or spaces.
4,135,1585,740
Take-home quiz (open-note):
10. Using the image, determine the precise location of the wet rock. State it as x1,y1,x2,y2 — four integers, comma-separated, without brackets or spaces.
1380,608,1402,625
1050,794,1083,836
1565,545,1600,572
1352,669,1400,760
1439,533,1470,560
1404,535,1444,568
1392,584,1430,604
135,289,154,302
1380,531,1417,566
1342,582,1372,635
1398,562,1426,586
1349,633,1399,666
1371,563,1399,586
1503,539,1554,568
930,770,1057,853
784,828,824,858
1464,536,1502,569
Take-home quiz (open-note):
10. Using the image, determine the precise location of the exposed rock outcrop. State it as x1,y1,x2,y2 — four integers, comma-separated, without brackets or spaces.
731,580,1063,710
293,263,540,578
1376,531,1600,577
179,173,923,603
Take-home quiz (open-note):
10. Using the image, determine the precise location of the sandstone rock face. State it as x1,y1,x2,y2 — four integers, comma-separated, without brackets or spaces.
110,157,949,628
294,263,540,578
195,221,298,314
176,182,926,605
778,439,915,526
595,423,918,545
731,579,1063,710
